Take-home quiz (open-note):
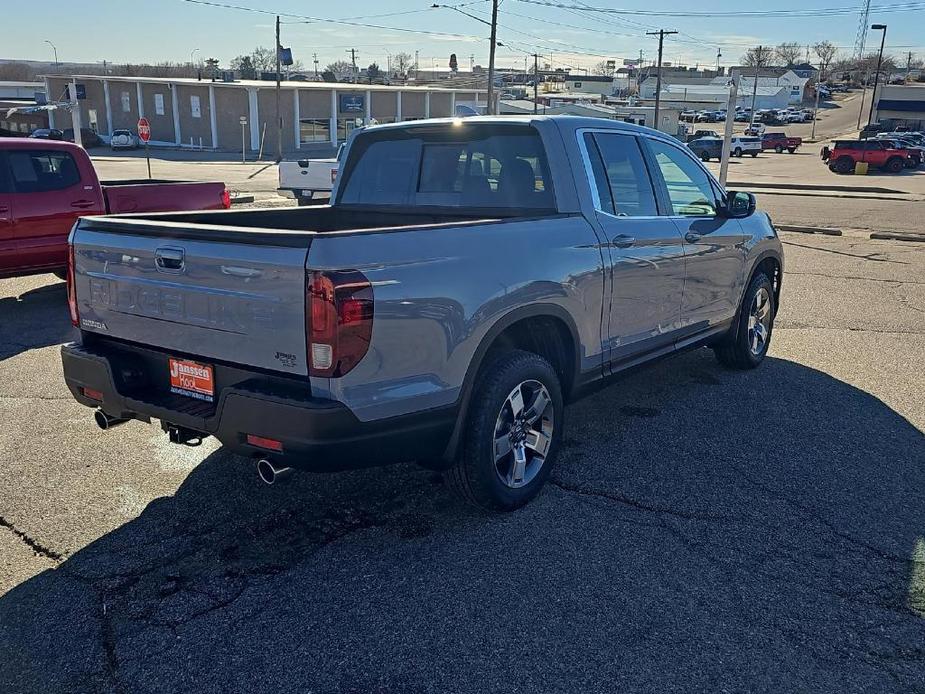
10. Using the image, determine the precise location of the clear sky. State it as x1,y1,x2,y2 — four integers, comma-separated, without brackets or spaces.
5,0,925,73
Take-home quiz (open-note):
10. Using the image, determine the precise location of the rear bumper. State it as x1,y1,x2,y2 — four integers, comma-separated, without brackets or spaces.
61,341,456,471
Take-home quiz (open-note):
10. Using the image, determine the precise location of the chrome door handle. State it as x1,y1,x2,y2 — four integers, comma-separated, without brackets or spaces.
611,234,636,248
685,231,702,243
71,200,96,209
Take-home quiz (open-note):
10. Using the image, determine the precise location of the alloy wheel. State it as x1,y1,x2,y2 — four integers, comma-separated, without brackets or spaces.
492,380,554,489
747,287,772,356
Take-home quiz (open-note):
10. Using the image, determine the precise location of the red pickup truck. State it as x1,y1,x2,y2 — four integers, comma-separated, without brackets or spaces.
761,132,802,154
0,138,230,279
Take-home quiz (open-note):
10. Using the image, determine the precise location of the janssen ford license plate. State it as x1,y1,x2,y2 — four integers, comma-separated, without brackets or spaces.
168,358,214,402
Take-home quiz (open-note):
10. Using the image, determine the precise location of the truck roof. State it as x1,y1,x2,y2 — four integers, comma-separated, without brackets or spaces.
357,115,678,145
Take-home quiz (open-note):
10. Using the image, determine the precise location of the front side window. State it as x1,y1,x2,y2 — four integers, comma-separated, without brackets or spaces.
583,132,658,217
339,125,553,209
7,150,80,193
646,139,719,217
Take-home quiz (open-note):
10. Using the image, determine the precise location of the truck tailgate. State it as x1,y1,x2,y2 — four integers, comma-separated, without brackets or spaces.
73,226,309,375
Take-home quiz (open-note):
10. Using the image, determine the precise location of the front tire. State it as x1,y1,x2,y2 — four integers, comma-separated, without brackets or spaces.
714,272,776,370
734,147,743,157
775,145,784,153
444,350,563,511
885,157,904,173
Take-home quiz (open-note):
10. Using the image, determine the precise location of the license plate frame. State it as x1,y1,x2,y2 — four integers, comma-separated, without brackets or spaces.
168,358,215,402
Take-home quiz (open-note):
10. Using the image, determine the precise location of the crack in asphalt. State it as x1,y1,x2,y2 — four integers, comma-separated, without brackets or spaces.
548,478,735,522
775,323,925,335
785,271,925,286
782,240,910,264
0,515,64,562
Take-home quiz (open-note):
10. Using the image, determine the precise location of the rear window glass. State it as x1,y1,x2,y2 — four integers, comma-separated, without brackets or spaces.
7,150,81,193
338,124,554,210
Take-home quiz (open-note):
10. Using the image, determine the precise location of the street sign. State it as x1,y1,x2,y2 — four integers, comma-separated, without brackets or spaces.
137,117,151,142
239,116,248,125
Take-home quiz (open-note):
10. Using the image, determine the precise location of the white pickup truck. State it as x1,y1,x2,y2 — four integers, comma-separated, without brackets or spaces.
277,145,344,205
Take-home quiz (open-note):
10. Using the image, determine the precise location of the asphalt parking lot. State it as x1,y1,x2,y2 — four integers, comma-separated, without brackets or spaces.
1,228,924,693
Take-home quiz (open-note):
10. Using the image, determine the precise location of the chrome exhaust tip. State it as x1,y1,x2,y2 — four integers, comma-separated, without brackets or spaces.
94,409,128,430
256,458,292,485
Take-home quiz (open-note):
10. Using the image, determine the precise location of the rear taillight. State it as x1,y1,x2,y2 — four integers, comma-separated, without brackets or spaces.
221,188,231,209
306,270,373,378
67,243,79,327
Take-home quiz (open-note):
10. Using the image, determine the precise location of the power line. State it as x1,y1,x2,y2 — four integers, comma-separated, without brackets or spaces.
514,0,925,18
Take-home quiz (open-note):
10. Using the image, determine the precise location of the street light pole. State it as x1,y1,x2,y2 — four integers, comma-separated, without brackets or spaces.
44,40,58,69
190,48,200,67
867,24,887,127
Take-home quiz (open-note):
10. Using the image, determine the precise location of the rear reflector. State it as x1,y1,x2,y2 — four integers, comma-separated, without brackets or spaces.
82,387,103,401
221,188,232,209
246,434,284,452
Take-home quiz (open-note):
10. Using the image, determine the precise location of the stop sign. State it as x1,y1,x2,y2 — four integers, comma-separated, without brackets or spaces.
137,117,151,142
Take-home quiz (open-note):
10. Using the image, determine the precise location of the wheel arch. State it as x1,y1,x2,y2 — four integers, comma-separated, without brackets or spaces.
440,304,582,462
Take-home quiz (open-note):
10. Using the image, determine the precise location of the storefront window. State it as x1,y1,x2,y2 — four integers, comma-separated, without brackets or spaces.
299,118,331,143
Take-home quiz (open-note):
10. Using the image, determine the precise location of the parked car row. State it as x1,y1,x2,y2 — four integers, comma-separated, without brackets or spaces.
28,128,117,149
685,132,801,161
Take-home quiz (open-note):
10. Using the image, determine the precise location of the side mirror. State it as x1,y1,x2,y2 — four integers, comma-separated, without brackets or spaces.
724,190,756,218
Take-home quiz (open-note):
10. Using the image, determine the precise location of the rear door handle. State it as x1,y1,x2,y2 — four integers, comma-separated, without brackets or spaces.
685,231,702,243
71,200,96,209
611,234,636,248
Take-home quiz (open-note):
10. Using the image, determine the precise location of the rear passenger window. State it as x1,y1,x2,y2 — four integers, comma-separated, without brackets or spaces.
339,125,554,210
8,150,81,193
583,132,658,217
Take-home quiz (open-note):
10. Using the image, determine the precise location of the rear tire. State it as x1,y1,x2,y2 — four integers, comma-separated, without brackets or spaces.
734,147,743,157
443,350,563,511
787,147,796,153
750,152,758,157
775,145,784,153
714,272,776,370
885,157,904,173
699,151,711,162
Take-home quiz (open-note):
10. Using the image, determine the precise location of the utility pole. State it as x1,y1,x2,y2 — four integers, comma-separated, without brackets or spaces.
487,0,499,114
275,15,282,162
748,46,770,131
533,53,539,113
470,54,474,73
646,29,677,132
719,75,739,186
906,51,913,81
313,52,319,78
415,50,420,80
348,48,358,83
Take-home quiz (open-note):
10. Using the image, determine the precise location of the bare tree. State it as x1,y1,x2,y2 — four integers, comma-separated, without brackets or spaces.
250,46,276,73
324,60,355,82
775,42,803,67
392,52,415,80
591,60,612,76
813,41,837,80
740,45,774,68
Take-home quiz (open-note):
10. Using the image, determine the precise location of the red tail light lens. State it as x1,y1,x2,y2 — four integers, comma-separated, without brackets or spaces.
306,270,373,378
221,188,232,209
67,243,79,327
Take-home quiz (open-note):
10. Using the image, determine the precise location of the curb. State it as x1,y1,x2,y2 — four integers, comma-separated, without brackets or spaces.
777,225,842,236
870,232,925,243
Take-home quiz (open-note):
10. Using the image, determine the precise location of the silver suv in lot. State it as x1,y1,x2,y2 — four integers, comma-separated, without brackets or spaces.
62,116,783,510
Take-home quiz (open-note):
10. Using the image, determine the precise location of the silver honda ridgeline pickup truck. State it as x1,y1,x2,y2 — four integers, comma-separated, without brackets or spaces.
62,116,783,510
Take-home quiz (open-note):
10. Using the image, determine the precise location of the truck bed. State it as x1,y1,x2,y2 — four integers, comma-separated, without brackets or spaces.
79,205,525,246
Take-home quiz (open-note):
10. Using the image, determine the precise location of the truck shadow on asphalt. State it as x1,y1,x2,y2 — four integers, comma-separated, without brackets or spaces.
0,279,74,361
1,349,924,693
